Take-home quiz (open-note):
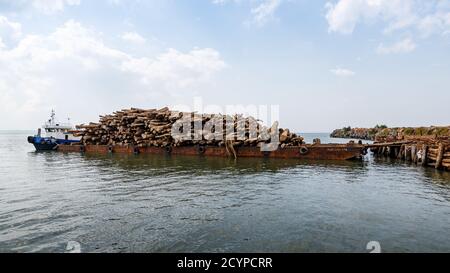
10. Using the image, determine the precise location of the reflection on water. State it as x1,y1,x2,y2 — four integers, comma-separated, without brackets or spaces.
82,152,369,174
0,132,449,253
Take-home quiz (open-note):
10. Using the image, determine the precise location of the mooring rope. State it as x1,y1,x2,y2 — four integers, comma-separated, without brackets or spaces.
225,140,237,160
225,140,231,156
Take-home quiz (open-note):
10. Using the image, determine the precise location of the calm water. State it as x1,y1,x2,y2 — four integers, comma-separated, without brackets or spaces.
0,131,449,253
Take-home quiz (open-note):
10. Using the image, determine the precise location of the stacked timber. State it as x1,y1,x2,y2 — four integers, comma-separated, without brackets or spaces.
74,107,304,149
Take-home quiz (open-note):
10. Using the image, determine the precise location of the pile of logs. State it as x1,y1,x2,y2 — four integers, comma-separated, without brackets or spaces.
74,107,304,149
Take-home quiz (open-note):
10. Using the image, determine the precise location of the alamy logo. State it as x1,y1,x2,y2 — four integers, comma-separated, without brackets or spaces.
366,241,381,253
66,241,81,253
170,97,281,152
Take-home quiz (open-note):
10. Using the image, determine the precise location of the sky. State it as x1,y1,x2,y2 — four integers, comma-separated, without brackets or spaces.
0,0,449,132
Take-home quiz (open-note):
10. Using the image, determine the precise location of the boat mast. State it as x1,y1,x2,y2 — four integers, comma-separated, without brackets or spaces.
50,109,55,125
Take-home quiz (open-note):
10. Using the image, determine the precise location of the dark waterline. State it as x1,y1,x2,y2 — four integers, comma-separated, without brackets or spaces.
0,131,449,253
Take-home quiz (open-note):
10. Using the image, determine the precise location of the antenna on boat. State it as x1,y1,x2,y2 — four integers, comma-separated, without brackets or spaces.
50,109,56,124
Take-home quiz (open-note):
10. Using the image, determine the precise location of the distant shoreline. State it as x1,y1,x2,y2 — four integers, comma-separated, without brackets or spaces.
330,126,450,142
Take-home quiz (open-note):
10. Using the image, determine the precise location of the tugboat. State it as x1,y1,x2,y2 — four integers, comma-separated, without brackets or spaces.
27,110,81,151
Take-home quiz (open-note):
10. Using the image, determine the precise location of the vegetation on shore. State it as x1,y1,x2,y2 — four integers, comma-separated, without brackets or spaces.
331,125,450,141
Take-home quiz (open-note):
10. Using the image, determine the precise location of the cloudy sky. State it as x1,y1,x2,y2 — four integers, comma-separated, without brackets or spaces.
0,0,449,132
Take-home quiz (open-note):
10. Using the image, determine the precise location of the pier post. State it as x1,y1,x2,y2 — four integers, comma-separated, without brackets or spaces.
422,145,428,167
435,143,444,169
398,144,405,159
405,145,412,161
388,146,394,158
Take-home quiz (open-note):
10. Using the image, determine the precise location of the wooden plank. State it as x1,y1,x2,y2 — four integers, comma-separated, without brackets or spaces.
365,141,411,148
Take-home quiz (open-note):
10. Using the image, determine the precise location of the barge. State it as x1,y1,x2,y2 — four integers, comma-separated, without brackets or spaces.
56,143,367,160
30,108,367,160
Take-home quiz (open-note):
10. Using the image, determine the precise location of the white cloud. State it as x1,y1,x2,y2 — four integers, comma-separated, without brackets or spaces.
212,0,230,4
417,12,450,37
32,0,80,13
0,18,226,128
0,0,81,14
0,16,22,48
330,67,355,77
325,0,450,37
212,0,282,26
121,48,225,88
121,31,146,45
249,0,281,26
325,0,418,34
376,38,416,54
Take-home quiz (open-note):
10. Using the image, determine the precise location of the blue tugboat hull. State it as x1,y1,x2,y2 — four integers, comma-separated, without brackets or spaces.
28,136,79,151
32,143,58,151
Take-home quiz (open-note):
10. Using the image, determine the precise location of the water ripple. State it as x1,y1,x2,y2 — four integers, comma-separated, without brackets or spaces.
0,132,449,252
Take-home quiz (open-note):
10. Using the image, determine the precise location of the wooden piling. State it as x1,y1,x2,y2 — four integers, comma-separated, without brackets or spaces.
435,143,444,169
398,144,405,159
422,145,428,167
367,137,449,171
405,145,412,161
389,146,396,158
394,147,399,158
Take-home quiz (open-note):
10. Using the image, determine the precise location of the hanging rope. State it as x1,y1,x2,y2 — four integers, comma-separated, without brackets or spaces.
225,140,237,160
225,140,230,156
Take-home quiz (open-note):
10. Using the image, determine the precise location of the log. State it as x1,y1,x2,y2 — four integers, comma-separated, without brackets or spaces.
405,145,412,161
422,145,428,167
398,144,405,159
435,143,444,169
389,146,396,158
75,107,305,152
394,147,400,158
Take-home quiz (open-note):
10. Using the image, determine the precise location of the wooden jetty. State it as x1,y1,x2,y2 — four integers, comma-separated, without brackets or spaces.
368,139,450,171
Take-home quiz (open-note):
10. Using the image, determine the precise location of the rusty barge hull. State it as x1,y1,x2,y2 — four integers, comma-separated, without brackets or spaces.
57,144,365,160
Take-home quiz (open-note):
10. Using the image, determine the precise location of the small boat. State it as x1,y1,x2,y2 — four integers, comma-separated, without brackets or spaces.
28,110,81,151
